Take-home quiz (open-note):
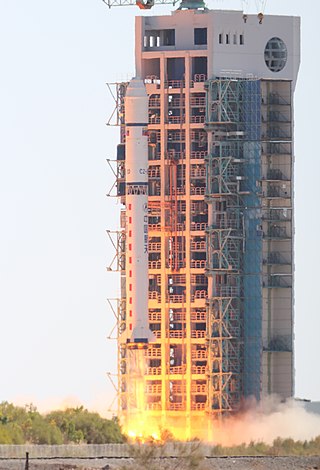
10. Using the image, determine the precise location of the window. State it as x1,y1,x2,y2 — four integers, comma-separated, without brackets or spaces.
226,33,230,45
240,34,244,45
144,29,175,48
163,29,175,46
194,28,207,45
233,34,237,45
219,33,223,44
264,37,287,72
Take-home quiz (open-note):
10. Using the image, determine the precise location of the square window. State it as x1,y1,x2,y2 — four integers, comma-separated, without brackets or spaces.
194,28,207,45
163,29,175,46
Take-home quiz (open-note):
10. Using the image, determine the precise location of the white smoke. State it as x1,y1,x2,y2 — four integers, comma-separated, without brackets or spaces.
214,396,320,445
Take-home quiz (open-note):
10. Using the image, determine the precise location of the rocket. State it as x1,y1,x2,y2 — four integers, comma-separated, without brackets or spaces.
124,77,155,348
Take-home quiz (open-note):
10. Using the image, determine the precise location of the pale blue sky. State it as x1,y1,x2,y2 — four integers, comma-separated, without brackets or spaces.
0,0,319,416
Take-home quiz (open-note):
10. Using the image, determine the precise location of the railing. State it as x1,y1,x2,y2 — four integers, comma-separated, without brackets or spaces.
171,384,186,394
191,311,206,321
191,330,206,339
190,131,206,141
214,286,240,297
192,365,206,374
149,115,160,124
169,98,185,107
148,168,161,178
166,260,186,269
176,222,186,231
192,349,207,359
146,348,161,358
191,222,207,231
147,367,161,375
152,330,162,338
165,151,185,160
211,219,241,230
171,312,186,322
167,294,186,303
191,150,207,159
168,330,186,339
171,186,186,195
192,290,207,301
191,241,206,250
165,80,185,89
168,115,185,124
191,383,207,393
190,97,206,106
148,223,161,231
190,186,206,196
191,167,206,177
149,291,161,301
146,383,162,393
148,260,161,269
149,98,160,107
190,115,205,124
167,403,185,411
193,74,207,82
169,365,187,374
191,402,206,410
170,274,186,284
149,242,161,251
190,259,206,269
148,311,162,321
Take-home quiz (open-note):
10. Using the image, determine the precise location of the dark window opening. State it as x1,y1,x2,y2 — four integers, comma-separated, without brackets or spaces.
192,56,207,81
226,33,230,45
144,29,175,49
194,28,207,45
163,29,175,46
219,33,223,44
240,34,244,45
167,57,185,81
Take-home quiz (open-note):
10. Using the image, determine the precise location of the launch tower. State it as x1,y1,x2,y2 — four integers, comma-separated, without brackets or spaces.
113,7,300,438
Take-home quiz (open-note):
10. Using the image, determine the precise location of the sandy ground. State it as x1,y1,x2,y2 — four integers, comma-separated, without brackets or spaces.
1,456,320,470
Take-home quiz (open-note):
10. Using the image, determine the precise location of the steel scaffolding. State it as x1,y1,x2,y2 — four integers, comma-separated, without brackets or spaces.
205,78,262,414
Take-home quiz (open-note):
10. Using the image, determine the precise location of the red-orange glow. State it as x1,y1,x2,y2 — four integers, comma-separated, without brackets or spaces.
121,348,216,443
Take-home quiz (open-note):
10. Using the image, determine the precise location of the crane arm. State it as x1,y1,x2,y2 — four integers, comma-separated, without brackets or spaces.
102,0,176,8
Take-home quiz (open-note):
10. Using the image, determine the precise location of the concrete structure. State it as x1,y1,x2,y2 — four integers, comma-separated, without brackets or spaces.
115,7,300,436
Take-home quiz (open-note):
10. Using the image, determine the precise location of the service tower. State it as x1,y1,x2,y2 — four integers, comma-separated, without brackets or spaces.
115,5,300,439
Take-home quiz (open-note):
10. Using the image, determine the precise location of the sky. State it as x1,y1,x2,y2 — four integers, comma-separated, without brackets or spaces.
0,0,319,417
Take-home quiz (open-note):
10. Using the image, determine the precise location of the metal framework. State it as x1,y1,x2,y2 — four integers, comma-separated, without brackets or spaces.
108,70,294,435
205,78,262,413
102,0,176,7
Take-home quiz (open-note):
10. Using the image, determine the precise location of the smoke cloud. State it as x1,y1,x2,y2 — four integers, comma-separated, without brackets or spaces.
213,396,320,445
